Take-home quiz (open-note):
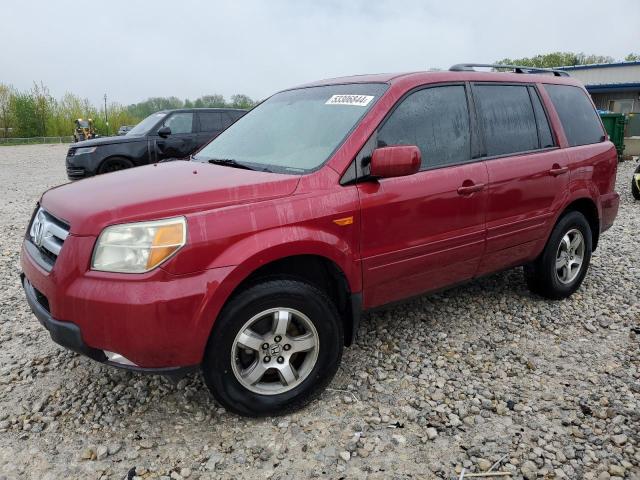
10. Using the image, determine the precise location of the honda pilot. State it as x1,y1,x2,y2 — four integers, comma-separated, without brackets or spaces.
21,65,619,416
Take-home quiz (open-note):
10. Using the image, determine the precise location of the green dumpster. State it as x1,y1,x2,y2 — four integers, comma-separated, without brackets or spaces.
599,112,626,160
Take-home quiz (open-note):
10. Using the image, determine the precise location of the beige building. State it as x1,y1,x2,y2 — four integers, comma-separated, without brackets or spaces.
558,62,640,114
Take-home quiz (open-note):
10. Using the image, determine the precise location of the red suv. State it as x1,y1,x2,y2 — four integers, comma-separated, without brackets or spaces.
21,65,619,416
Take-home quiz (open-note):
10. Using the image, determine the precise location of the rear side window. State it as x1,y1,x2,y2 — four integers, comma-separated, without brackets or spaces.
377,85,471,169
530,88,554,148
544,84,604,147
198,112,223,132
474,85,538,156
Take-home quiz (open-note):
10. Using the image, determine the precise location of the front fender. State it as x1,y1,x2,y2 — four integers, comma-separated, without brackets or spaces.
186,231,361,364
212,226,361,295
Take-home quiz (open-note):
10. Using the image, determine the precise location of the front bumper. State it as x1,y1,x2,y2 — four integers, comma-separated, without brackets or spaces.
65,153,97,180
21,274,196,375
66,165,87,180
22,273,105,362
21,237,234,370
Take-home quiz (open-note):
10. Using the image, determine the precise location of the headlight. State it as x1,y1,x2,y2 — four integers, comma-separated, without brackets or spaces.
75,146,97,155
92,217,187,273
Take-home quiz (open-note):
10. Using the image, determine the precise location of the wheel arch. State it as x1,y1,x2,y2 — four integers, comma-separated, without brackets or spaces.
203,251,361,354
98,155,134,173
559,197,600,251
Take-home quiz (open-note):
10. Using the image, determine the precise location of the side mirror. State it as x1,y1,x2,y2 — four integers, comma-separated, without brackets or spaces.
370,146,421,178
157,126,171,138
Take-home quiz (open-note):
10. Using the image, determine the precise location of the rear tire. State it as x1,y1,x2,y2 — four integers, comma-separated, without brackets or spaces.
98,157,134,174
632,164,640,200
524,211,592,300
202,278,343,417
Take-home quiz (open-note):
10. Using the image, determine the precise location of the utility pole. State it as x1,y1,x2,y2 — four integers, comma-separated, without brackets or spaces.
104,93,109,136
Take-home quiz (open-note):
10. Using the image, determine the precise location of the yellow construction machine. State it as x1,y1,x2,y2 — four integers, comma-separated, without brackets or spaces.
73,118,96,142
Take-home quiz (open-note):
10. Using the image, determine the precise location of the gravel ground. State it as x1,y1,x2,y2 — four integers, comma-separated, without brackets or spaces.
0,144,638,480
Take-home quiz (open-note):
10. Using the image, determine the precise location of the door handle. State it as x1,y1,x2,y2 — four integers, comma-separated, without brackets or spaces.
549,165,569,176
457,183,485,195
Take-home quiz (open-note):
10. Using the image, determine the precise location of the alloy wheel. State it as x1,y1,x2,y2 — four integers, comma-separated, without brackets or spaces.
555,228,585,284
230,308,319,395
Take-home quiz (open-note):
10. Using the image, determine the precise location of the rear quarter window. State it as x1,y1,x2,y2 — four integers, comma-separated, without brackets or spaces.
544,84,604,147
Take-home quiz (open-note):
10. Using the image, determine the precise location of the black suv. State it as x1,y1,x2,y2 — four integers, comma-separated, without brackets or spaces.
66,108,247,180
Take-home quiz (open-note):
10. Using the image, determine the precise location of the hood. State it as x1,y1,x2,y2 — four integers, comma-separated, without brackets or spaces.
72,135,143,148
41,161,300,235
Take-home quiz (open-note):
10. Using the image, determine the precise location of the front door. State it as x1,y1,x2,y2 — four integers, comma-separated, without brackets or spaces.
357,84,488,308
152,111,196,161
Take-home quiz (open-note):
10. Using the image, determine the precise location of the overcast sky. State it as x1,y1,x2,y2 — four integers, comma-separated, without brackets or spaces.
2,0,638,107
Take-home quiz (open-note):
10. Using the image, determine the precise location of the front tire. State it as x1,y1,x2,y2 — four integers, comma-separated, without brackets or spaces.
202,279,343,417
98,156,134,174
524,211,592,300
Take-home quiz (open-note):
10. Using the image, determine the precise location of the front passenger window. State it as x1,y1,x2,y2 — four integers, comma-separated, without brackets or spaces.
164,112,193,135
377,85,471,169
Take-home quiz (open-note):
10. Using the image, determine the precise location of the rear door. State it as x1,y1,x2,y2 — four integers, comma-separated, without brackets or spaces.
152,111,196,160
357,84,488,308
472,83,569,275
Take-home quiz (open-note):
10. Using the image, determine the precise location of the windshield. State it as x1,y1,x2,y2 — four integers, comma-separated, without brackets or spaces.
193,83,388,173
77,120,89,128
126,112,167,136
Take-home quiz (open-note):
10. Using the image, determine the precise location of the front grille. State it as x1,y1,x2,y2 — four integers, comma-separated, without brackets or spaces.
28,207,70,266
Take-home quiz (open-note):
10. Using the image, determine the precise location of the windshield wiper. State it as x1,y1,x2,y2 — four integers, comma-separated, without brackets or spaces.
207,158,255,171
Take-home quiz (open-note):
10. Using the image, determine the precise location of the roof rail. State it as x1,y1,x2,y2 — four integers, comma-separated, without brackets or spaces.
449,63,570,77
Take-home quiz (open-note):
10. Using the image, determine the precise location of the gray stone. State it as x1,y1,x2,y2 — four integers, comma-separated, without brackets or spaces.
611,434,627,446
96,445,108,461
205,452,223,471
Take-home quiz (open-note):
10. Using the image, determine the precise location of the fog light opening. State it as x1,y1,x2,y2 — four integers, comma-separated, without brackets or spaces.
103,350,139,367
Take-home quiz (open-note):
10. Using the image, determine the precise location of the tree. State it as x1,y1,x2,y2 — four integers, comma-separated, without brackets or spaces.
50,92,97,136
31,81,53,136
0,83,14,138
126,96,184,118
495,52,615,68
195,94,226,108
1,87,258,139
625,53,640,62
230,94,256,109
12,92,40,137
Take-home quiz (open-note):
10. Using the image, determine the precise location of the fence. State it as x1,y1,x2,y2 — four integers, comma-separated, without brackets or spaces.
0,136,74,146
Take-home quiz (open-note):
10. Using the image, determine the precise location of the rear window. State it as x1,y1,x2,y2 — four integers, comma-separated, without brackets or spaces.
544,84,604,147
474,84,538,156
